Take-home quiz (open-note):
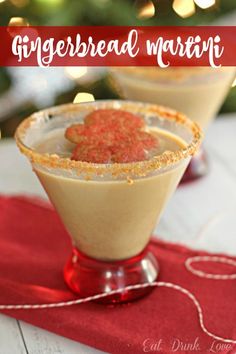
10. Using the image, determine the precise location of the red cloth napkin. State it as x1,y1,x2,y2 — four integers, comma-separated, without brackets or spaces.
0,195,235,354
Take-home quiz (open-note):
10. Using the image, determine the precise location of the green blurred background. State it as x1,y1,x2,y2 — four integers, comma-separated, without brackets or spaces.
0,0,236,137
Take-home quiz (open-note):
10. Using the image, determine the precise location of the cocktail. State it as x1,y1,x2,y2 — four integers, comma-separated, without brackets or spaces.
15,100,202,303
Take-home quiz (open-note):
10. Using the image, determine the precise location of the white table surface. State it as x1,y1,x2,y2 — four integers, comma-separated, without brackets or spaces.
0,115,236,354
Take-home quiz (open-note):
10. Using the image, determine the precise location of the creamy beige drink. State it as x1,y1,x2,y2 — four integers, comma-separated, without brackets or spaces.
15,101,202,262
110,67,235,130
34,128,187,260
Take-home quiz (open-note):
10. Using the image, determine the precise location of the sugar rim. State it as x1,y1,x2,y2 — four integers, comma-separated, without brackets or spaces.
15,100,203,178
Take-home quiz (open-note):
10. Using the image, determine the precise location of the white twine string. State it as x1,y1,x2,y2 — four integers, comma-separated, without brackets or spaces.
0,256,235,344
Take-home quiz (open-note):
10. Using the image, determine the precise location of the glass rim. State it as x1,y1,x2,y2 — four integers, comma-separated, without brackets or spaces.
15,100,203,178
108,67,235,105
109,67,229,82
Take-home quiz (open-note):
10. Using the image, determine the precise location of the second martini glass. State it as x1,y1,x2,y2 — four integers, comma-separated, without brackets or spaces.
15,100,201,303
109,67,235,183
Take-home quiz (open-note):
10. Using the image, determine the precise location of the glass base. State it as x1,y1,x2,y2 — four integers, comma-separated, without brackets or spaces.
64,246,159,304
180,147,208,184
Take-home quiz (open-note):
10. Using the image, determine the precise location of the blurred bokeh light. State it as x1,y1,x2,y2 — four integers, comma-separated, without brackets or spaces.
73,92,95,103
172,0,196,19
135,0,155,20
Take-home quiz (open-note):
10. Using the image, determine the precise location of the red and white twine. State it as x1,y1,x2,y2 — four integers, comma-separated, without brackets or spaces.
185,255,236,280
0,256,235,345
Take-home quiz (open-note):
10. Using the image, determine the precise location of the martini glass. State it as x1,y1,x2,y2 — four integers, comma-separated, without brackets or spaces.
15,100,202,304
109,67,235,183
